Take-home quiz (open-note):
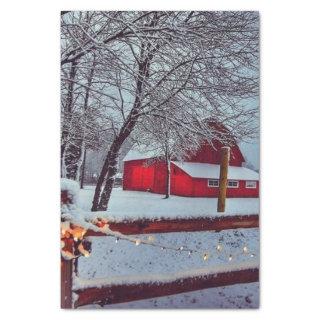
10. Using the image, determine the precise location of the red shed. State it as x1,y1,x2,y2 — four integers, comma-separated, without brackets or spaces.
123,139,259,198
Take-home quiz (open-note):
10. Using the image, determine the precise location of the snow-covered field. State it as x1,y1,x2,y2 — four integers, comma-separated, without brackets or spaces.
78,186,259,222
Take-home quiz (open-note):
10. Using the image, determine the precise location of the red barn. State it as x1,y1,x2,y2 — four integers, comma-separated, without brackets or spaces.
123,140,259,198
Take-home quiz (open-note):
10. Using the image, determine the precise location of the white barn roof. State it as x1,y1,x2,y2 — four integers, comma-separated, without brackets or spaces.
123,149,160,162
172,161,259,181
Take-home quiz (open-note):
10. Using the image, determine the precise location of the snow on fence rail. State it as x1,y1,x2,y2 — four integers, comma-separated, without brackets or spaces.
73,263,259,308
86,215,259,236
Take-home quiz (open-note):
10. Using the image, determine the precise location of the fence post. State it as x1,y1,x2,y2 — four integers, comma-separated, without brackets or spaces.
61,256,73,308
217,147,230,212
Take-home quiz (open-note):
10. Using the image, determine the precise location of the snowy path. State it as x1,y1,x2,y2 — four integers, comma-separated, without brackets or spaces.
78,187,259,222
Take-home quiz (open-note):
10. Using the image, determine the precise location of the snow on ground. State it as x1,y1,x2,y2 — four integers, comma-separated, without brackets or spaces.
77,228,259,284
75,186,259,308
80,283,259,309
78,187,259,222
76,228,259,308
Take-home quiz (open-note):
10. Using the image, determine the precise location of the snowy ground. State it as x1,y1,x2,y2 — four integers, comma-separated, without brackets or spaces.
76,228,259,308
75,186,259,308
78,186,259,222
80,283,259,309
77,229,259,281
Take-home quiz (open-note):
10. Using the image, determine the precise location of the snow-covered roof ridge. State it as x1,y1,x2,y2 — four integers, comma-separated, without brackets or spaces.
123,149,161,162
172,162,259,181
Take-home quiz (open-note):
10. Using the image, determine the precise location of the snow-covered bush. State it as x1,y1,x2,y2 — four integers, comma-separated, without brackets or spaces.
61,178,80,206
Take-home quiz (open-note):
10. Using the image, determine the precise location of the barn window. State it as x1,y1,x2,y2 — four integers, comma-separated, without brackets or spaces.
227,180,239,188
208,179,219,187
246,181,257,188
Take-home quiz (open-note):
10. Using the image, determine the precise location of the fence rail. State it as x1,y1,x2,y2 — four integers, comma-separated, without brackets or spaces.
86,214,259,236
74,268,259,308
61,214,259,308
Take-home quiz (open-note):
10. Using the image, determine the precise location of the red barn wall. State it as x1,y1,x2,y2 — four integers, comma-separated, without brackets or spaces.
170,163,259,198
187,141,245,167
153,162,167,194
123,160,259,198
123,159,155,192
186,178,259,198
171,165,194,197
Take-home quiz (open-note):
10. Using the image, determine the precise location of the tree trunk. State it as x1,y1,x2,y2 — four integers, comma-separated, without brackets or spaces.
76,141,86,182
95,152,119,211
164,154,171,199
65,61,78,113
61,143,67,178
66,55,95,182
91,45,153,211
91,156,110,211
61,60,78,177
91,106,141,211
80,147,87,189
91,140,121,211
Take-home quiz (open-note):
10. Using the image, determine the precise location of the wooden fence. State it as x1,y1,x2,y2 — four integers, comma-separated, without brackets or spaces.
61,214,259,308
74,267,259,308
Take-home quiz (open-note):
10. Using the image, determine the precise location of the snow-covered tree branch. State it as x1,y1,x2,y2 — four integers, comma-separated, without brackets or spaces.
61,11,259,211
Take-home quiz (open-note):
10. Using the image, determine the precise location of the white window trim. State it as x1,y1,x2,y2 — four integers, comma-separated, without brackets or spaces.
227,180,239,188
245,180,257,189
208,179,219,187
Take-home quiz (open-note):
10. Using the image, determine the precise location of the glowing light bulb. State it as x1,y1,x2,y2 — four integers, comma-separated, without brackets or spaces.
250,253,255,258
243,246,248,253
228,255,233,261
179,246,184,251
71,226,86,240
115,237,119,243
188,251,191,256
78,242,90,258
135,239,141,246
148,235,155,242
203,253,209,261
216,244,223,252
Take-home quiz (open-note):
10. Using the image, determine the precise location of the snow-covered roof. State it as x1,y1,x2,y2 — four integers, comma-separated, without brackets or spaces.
172,162,259,181
123,149,160,162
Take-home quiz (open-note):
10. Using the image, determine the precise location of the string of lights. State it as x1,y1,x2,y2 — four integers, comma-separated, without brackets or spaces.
61,219,257,262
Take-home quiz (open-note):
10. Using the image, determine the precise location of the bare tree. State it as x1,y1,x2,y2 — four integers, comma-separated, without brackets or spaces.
132,101,206,198
61,11,259,211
